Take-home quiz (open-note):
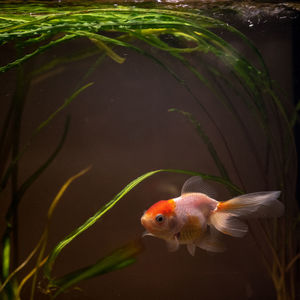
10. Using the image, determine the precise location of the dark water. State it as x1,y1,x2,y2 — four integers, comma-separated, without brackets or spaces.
0,2,299,299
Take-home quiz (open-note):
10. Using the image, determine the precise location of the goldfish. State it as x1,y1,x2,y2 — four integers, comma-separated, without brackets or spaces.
141,176,284,256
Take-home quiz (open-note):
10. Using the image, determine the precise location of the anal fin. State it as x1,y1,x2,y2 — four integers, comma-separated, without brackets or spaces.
195,228,225,253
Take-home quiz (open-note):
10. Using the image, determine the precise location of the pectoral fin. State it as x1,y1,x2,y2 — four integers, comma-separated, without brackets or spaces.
195,228,225,253
166,236,179,252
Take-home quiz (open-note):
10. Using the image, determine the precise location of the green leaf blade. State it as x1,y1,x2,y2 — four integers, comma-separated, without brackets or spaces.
50,240,143,298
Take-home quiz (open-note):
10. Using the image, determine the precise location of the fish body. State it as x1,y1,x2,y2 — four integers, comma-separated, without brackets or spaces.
141,177,284,256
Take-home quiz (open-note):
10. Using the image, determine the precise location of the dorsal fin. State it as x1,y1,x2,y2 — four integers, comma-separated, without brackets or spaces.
181,176,217,199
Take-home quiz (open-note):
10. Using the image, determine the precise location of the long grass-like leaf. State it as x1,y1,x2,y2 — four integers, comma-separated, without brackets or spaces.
0,117,69,294
89,37,125,64
0,35,76,73
1,237,10,280
0,83,92,297
0,237,42,294
29,47,101,80
168,109,233,188
17,257,48,299
0,167,91,298
49,240,143,298
29,166,91,300
0,82,93,194
17,116,70,200
290,99,300,128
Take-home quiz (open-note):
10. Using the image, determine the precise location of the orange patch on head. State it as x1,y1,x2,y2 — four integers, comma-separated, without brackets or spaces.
145,199,176,218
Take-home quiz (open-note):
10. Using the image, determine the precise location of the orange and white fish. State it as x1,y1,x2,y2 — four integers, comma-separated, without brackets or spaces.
141,176,284,256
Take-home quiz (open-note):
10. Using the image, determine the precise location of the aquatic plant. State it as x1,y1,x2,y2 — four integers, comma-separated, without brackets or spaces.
0,2,299,300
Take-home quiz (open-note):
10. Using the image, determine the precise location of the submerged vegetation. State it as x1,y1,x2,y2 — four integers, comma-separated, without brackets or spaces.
0,2,299,300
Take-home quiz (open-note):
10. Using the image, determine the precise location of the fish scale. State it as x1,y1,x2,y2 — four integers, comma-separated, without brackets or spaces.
179,215,203,244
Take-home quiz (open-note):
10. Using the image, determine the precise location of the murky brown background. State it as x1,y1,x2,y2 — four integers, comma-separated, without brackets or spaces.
0,15,297,300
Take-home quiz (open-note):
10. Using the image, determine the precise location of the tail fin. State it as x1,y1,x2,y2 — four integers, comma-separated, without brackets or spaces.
209,191,283,237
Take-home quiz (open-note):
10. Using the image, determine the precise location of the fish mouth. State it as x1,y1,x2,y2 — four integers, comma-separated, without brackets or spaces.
142,231,154,237
141,216,155,238
141,215,153,231
141,215,160,236
141,215,147,227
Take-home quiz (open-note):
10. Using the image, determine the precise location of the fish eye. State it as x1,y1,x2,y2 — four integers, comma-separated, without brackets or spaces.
155,214,165,224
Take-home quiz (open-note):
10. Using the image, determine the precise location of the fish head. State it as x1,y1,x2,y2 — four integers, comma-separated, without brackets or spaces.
141,199,178,240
